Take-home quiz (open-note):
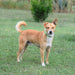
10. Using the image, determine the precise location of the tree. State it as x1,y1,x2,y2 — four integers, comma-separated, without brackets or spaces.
31,0,52,22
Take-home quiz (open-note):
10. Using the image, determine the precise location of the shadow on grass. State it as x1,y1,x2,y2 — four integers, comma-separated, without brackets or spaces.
0,35,10,38
61,34,75,42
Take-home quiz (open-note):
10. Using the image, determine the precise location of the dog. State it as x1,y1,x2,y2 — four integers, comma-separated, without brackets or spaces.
16,19,57,66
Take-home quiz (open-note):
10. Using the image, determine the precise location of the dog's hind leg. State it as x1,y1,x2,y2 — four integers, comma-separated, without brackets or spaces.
17,36,27,62
17,43,25,62
20,41,29,60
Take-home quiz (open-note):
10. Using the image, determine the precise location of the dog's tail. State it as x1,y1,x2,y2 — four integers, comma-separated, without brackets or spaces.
16,21,27,33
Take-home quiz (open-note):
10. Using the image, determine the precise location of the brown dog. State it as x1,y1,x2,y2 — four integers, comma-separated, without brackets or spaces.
16,19,57,66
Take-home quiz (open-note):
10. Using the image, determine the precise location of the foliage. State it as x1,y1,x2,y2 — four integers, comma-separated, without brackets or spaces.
31,0,52,22
0,0,31,10
58,0,68,10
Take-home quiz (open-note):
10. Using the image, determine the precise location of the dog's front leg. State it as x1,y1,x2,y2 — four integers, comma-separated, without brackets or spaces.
46,47,50,64
40,48,45,66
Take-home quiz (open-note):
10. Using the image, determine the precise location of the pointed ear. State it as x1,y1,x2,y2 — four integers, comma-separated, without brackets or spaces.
53,19,57,25
43,22,48,27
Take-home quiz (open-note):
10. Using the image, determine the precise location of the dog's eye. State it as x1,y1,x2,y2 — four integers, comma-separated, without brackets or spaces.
52,27,54,29
46,27,49,29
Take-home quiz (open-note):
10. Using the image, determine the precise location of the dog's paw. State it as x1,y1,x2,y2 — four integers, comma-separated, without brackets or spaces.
17,60,20,62
46,62,49,64
42,63,45,67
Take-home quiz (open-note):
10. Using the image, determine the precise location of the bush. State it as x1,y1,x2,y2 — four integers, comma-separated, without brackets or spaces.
31,0,52,22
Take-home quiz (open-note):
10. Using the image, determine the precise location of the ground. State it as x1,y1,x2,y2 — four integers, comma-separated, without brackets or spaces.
0,8,75,75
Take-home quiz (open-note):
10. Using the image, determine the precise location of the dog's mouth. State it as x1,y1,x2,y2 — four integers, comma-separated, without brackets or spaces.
49,31,52,35
47,30,54,36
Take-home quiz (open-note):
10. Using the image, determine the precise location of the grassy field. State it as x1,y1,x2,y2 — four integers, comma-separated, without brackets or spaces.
0,8,75,75
0,0,31,10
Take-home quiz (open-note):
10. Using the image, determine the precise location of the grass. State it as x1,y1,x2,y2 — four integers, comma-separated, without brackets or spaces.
0,8,75,75
0,0,31,10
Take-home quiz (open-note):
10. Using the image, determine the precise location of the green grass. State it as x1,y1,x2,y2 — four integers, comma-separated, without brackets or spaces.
0,8,75,75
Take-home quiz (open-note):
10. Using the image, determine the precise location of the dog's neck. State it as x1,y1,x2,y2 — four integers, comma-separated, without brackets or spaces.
46,36,53,47
44,29,54,47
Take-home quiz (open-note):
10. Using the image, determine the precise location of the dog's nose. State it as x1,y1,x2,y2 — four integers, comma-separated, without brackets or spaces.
49,31,52,34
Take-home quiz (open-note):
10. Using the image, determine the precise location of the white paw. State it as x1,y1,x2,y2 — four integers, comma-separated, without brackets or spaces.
42,63,45,67
17,59,20,62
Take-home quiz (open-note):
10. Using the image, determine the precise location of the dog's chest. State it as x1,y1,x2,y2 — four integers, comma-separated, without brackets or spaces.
46,36,53,47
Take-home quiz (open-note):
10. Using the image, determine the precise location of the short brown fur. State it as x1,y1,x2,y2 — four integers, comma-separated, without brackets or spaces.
16,19,57,66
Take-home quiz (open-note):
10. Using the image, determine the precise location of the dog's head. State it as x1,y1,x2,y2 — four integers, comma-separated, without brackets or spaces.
44,19,57,36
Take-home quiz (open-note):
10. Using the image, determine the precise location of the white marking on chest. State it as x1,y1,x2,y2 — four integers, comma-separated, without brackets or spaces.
46,36,53,47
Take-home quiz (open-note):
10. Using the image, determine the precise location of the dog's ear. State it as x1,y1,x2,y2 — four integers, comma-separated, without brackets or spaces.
53,19,57,25
43,22,48,27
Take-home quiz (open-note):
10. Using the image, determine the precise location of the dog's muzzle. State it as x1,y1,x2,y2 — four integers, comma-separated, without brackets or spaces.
49,31,52,35
48,30,53,35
